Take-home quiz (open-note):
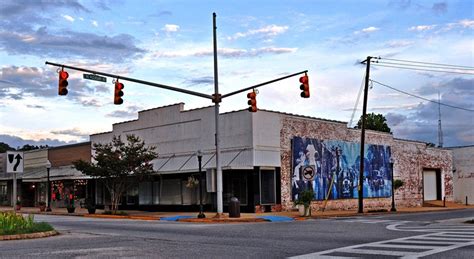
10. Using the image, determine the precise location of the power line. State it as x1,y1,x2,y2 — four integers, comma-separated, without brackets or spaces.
348,71,366,128
375,57,474,69
371,63,474,75
369,79,474,112
372,60,474,71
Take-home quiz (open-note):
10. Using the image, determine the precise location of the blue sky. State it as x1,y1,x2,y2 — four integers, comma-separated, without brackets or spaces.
0,0,473,148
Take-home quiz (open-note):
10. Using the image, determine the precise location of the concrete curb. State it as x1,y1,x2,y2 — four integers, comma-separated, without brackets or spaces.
178,217,268,223
83,214,159,221
0,230,58,241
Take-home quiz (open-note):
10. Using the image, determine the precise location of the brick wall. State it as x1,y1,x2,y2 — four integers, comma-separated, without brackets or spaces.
280,116,453,211
48,143,91,167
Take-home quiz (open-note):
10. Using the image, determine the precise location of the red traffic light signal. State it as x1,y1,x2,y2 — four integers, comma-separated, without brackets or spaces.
58,70,69,96
247,91,257,112
299,74,309,98
114,80,124,105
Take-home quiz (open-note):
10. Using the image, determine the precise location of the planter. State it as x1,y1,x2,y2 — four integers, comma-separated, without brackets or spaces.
87,208,96,214
39,205,46,212
298,204,310,217
67,207,76,213
15,205,21,211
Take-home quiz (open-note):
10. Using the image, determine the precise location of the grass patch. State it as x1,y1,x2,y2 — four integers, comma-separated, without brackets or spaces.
1,212,54,236
103,210,128,216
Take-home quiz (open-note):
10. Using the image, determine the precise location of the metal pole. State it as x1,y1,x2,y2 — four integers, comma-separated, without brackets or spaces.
198,154,205,218
47,167,52,212
358,56,372,214
12,173,17,212
213,12,223,216
390,161,396,212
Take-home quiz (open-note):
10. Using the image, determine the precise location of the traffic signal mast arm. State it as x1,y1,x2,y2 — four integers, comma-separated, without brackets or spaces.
221,70,308,99
45,61,213,100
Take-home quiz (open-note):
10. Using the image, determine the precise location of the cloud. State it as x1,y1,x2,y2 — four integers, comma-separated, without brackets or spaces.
153,47,297,59
0,66,105,106
0,27,145,62
385,78,474,147
51,128,90,138
409,25,436,31
184,76,214,86
0,134,73,149
92,20,99,27
432,2,447,15
26,104,46,109
0,0,89,19
384,40,414,48
149,11,172,17
162,24,179,32
228,25,289,40
62,15,75,22
354,26,380,35
106,105,143,118
388,0,412,10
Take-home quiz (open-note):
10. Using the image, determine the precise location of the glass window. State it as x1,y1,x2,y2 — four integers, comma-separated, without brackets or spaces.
260,170,276,204
182,179,199,205
96,181,103,205
139,182,152,205
160,179,182,205
126,183,138,205
153,181,160,204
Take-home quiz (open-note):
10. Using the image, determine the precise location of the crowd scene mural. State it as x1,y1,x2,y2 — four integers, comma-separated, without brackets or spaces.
291,137,392,201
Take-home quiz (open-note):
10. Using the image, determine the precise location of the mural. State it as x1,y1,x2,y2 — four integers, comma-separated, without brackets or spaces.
291,137,392,201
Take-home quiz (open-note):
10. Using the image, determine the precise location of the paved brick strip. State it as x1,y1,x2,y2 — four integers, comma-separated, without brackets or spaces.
0,230,58,241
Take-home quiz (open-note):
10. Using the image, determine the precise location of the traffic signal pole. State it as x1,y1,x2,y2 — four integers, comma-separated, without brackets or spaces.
358,56,372,214
45,13,308,216
212,12,224,216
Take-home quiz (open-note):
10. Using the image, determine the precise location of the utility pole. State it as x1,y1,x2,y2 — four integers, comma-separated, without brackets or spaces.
438,91,443,148
212,12,223,216
358,56,372,214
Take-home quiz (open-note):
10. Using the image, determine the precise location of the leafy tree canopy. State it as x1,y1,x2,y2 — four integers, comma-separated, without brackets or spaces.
18,144,49,151
355,113,392,133
73,134,158,212
0,142,15,153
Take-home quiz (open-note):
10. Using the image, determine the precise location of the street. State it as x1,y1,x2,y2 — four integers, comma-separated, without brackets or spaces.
0,209,472,258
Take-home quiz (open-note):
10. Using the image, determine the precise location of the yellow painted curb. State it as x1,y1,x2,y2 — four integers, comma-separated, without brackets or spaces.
0,230,58,241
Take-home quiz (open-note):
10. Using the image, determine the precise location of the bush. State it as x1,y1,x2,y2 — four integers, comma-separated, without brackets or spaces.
103,210,128,216
394,179,404,190
38,201,46,206
0,212,54,235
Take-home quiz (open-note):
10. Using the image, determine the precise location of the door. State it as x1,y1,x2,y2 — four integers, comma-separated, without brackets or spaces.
423,170,437,201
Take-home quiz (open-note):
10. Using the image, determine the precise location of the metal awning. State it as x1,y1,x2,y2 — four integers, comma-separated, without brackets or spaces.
20,166,90,182
152,148,254,174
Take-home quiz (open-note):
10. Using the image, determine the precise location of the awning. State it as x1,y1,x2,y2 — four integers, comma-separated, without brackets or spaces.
152,148,255,174
20,166,90,182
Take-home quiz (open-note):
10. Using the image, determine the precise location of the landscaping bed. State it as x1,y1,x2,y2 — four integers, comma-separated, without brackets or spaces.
1,212,55,239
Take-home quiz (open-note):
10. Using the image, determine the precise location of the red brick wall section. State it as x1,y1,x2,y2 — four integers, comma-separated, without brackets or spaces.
48,143,91,167
280,116,453,211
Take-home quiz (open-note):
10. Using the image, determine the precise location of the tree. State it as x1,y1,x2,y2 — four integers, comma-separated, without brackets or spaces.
0,142,15,153
18,144,49,151
73,135,158,213
355,113,391,133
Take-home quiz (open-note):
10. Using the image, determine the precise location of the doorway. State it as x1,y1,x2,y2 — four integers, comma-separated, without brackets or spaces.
423,169,442,201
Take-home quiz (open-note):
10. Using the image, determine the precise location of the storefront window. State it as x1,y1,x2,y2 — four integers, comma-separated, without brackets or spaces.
260,170,276,204
126,183,138,205
160,179,181,205
139,182,152,205
0,183,8,206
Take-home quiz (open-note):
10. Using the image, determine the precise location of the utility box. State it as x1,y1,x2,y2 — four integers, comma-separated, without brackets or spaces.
229,197,240,218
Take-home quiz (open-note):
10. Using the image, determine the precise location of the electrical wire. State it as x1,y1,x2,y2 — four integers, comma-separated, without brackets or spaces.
374,57,474,69
371,63,474,75
370,79,474,112
348,71,366,128
371,60,474,71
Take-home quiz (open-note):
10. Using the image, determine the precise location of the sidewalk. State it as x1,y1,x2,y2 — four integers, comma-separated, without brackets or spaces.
1,202,473,223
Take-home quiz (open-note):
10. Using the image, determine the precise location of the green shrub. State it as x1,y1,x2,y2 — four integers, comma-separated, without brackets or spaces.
103,210,128,216
0,212,54,235
394,179,404,190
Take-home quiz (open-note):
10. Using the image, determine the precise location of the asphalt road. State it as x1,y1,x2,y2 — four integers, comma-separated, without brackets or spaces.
0,209,472,258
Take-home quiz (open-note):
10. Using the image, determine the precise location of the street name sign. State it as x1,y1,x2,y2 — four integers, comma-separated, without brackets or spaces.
6,151,24,173
83,74,107,82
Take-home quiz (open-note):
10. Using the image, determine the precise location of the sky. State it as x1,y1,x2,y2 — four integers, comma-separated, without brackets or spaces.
0,0,473,149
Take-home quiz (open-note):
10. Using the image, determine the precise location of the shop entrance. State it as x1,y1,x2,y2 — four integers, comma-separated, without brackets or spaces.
423,169,441,201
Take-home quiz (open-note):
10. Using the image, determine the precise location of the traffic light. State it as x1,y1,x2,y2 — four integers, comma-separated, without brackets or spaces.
114,80,124,105
58,69,69,95
299,74,309,98
247,90,257,112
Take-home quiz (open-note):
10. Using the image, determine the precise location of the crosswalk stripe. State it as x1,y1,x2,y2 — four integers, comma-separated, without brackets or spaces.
432,234,474,238
369,243,435,249
417,236,473,241
338,248,415,256
387,240,461,245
